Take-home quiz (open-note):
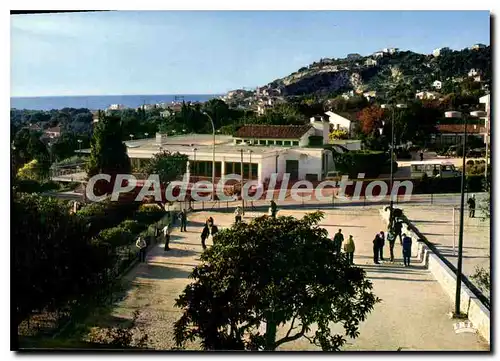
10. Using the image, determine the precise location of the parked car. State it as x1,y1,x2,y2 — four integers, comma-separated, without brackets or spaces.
325,170,342,181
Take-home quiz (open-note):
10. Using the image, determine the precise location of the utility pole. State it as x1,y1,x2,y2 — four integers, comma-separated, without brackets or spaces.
240,148,244,212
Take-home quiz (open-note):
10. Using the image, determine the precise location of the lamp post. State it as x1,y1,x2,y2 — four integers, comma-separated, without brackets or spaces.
381,103,406,215
144,132,149,138
240,148,244,211
129,134,134,141
77,139,82,154
444,109,480,317
202,112,216,201
193,147,197,181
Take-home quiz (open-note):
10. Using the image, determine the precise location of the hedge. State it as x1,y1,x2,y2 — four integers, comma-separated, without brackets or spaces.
414,174,486,194
333,150,393,178
134,204,165,225
14,179,60,194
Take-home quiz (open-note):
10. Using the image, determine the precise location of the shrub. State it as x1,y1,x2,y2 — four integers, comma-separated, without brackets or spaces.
466,159,475,166
14,179,60,194
134,204,165,225
96,226,133,248
119,219,143,234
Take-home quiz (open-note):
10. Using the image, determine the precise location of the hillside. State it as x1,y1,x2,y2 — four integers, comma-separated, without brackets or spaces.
226,45,491,102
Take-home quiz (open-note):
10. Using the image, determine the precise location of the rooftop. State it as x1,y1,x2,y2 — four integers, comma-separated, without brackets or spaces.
234,124,312,139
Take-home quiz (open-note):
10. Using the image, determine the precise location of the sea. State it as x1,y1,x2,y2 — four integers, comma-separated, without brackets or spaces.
10,94,222,111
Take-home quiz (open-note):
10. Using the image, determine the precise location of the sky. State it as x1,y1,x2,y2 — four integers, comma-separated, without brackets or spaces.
10,10,491,97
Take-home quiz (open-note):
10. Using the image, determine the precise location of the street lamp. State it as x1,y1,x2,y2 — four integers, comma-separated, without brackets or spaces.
77,139,83,154
381,103,407,214
144,132,149,138
129,134,134,141
444,109,482,317
193,147,197,181
202,112,216,202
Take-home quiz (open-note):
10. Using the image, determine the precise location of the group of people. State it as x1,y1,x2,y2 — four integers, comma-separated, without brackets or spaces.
331,217,413,267
233,200,278,224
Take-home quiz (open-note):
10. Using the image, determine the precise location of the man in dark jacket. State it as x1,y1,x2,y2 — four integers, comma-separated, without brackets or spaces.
201,217,218,250
402,233,412,267
373,233,383,264
179,209,188,232
270,200,277,219
467,195,476,218
394,219,403,244
333,229,344,254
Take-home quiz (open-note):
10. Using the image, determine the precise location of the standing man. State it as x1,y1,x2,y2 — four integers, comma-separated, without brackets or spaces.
378,231,385,261
419,150,424,161
136,235,147,262
270,199,278,219
467,194,476,218
387,230,396,262
343,235,355,264
234,206,243,224
402,233,412,267
394,219,403,244
333,229,344,255
373,233,382,264
201,217,219,250
162,223,171,251
179,208,188,232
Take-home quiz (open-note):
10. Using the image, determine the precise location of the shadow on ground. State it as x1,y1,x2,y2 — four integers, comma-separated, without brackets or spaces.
135,264,192,280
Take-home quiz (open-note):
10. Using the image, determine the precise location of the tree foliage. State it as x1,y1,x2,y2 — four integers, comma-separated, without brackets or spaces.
174,212,380,351
357,105,386,135
141,150,189,185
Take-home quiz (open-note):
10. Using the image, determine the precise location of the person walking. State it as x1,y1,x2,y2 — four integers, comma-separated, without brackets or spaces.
234,206,243,224
402,233,412,267
333,229,344,255
467,194,476,218
270,199,278,219
373,233,382,264
162,223,171,251
201,217,218,250
136,235,147,262
378,231,385,261
179,209,188,232
343,235,355,264
387,230,396,262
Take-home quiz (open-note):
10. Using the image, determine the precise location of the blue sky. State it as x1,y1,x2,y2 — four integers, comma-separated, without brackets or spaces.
11,10,490,97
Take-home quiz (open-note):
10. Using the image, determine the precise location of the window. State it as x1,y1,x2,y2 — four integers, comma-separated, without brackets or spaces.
276,140,283,146
283,140,291,146
292,141,299,146
267,140,275,145
259,139,266,145
235,139,242,144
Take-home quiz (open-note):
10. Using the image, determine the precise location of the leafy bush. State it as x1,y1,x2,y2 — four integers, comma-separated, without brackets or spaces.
119,219,143,234
134,204,165,225
466,159,475,166
96,226,133,248
14,179,60,194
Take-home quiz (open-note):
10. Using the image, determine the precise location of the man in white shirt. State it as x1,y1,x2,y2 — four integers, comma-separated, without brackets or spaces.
136,236,147,262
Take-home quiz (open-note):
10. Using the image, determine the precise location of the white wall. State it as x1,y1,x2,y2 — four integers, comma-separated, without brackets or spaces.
325,111,353,135
299,127,316,147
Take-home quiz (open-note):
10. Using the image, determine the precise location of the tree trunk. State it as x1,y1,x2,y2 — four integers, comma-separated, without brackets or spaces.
264,313,277,351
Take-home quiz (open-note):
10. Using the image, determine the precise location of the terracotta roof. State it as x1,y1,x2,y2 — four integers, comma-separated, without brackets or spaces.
437,124,486,134
235,125,312,139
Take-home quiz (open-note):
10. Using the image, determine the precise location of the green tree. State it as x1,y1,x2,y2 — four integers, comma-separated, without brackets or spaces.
17,159,48,181
141,150,188,185
174,212,379,351
86,113,131,178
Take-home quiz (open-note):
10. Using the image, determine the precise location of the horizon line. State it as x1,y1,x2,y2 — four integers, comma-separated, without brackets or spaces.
10,93,227,99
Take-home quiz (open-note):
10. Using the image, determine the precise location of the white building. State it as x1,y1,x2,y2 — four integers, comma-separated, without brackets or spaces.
324,111,355,137
470,44,486,50
415,91,441,100
382,48,399,54
160,110,172,118
432,80,442,90
365,58,378,66
474,75,482,82
373,51,384,58
107,104,126,111
363,91,377,101
432,47,450,57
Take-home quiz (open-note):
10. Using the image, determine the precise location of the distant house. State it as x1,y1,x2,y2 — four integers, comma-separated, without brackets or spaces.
382,48,399,54
470,44,486,51
347,53,362,60
432,80,442,90
107,104,125,111
257,103,272,116
26,123,42,132
468,68,479,77
415,91,442,100
324,111,356,137
44,125,61,139
364,58,378,66
160,110,171,118
434,124,486,146
372,51,384,58
474,75,482,83
363,91,377,101
432,47,450,57
341,90,355,100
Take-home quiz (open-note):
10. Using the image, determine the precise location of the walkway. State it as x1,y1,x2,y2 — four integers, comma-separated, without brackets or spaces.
87,207,489,351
